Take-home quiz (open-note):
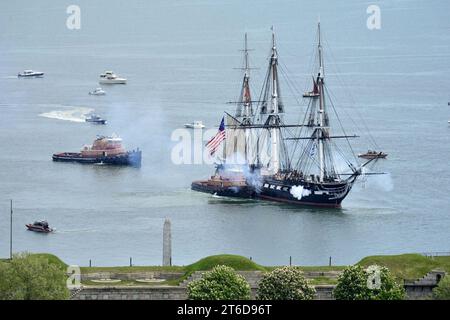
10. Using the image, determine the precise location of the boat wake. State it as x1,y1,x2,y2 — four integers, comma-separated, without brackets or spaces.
39,107,94,123
55,228,98,234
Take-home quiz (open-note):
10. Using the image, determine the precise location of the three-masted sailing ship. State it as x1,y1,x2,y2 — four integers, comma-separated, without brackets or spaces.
191,24,380,208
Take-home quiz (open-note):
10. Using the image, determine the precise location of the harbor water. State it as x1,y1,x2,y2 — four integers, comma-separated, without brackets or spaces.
0,0,449,266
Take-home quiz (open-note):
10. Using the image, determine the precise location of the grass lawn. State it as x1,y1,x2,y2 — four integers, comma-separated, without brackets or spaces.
8,252,448,286
357,254,450,281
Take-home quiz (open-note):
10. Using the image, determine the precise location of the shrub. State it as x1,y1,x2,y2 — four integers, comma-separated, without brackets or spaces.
433,275,450,300
187,265,251,300
333,265,405,300
257,266,315,300
0,252,69,300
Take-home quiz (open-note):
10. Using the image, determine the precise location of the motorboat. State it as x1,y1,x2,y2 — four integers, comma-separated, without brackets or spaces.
358,150,388,160
18,70,44,78
26,221,53,233
99,71,127,84
85,114,107,125
89,87,106,95
184,121,205,129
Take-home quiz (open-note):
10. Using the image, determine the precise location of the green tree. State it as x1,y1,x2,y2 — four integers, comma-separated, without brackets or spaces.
333,265,405,300
0,253,69,300
187,265,251,300
257,266,315,300
433,275,450,300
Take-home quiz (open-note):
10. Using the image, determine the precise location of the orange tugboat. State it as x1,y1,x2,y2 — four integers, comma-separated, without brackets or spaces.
191,164,256,198
52,135,141,167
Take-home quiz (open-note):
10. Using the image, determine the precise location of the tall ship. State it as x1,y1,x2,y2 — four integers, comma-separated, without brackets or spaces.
192,25,382,208
52,135,141,167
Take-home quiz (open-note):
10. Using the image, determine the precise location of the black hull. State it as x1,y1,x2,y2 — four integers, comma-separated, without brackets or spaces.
18,73,44,78
191,177,355,208
26,226,52,233
191,181,255,198
86,120,107,125
52,150,142,167
258,178,353,208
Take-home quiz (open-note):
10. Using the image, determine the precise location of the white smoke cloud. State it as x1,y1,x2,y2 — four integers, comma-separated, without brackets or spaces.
290,185,311,200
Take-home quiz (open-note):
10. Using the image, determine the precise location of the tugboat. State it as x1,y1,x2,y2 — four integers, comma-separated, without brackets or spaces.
18,70,44,78
85,113,107,125
192,164,256,198
52,135,141,167
26,221,53,233
99,71,127,84
191,26,385,208
358,150,388,160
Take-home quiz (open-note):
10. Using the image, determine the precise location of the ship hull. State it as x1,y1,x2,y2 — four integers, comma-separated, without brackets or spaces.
85,119,107,125
191,177,354,208
258,178,353,208
99,79,127,85
52,150,141,167
18,73,44,78
191,181,255,198
26,225,53,233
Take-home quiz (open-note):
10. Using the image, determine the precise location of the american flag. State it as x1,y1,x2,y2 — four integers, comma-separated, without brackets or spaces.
206,116,226,156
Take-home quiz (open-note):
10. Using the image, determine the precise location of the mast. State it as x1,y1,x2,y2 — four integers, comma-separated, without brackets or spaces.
317,22,326,182
268,29,281,173
236,33,253,124
242,33,252,163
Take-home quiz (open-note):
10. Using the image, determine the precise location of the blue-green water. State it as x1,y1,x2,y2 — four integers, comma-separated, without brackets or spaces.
0,0,449,266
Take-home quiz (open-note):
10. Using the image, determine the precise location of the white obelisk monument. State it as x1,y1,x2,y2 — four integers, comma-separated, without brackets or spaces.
163,219,172,266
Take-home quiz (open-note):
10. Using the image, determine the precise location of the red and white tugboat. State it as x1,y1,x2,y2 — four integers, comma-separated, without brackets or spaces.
52,135,142,167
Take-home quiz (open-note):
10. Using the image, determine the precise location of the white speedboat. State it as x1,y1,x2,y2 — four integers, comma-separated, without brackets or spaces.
89,87,106,95
184,121,205,129
18,70,44,78
99,71,127,84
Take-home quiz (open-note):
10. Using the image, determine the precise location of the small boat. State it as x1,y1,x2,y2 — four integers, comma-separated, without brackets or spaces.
52,135,142,167
26,220,53,233
358,150,388,160
99,71,127,84
89,87,106,95
85,114,107,125
184,121,205,129
18,70,44,78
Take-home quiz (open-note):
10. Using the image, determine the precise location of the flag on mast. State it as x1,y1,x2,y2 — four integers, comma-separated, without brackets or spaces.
206,117,226,156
